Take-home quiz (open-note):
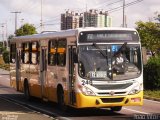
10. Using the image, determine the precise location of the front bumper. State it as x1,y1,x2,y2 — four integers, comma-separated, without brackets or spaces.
75,91,143,108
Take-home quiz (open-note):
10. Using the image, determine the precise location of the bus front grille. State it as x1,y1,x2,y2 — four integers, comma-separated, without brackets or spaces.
100,98,124,103
92,82,133,90
97,91,126,96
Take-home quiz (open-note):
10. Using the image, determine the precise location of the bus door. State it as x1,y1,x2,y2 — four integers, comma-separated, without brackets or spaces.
16,48,21,91
68,46,77,105
40,47,48,100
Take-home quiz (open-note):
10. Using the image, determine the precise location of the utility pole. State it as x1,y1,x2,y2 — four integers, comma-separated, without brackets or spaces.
11,11,21,32
40,0,43,32
1,24,5,47
1,23,5,47
122,0,125,27
21,18,24,26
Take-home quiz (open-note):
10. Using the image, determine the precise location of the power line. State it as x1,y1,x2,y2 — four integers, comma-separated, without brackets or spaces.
40,0,43,32
34,0,143,31
42,15,60,24
123,0,125,27
95,0,122,9
41,1,122,28
36,22,60,29
107,0,143,13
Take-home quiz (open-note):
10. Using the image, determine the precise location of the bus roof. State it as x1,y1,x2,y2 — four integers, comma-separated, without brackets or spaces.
11,27,137,42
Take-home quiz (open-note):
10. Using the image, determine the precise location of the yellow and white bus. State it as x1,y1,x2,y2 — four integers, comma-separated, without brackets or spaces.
10,27,143,111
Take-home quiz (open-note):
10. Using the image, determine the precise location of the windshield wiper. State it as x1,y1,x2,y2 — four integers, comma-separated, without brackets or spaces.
113,42,127,57
92,43,107,58
92,43,112,80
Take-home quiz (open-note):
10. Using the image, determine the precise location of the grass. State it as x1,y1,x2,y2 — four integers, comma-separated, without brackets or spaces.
144,90,160,99
0,55,10,71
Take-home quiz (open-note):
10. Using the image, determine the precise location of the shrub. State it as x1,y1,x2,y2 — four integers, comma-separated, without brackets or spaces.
144,56,160,90
2,50,9,64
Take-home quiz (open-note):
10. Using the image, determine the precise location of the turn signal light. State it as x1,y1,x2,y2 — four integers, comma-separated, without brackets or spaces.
131,97,141,102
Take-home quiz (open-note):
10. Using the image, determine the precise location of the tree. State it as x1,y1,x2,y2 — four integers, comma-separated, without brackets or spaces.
2,50,9,63
136,21,160,56
8,34,14,40
7,34,14,47
154,11,160,23
15,23,37,36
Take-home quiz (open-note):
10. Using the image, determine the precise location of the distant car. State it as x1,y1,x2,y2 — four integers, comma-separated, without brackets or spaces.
146,51,152,55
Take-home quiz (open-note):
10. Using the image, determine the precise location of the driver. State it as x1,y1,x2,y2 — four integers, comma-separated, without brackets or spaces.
112,53,128,74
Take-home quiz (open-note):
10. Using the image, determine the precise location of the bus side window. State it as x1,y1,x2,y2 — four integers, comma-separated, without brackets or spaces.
10,43,16,63
57,39,66,66
22,42,30,64
31,41,39,64
48,40,57,66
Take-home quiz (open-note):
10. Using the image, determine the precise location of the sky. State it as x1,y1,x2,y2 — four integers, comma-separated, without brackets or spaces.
0,0,160,41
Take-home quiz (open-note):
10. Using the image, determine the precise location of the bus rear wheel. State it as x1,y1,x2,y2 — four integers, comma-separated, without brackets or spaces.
57,87,67,111
110,106,122,112
24,81,31,100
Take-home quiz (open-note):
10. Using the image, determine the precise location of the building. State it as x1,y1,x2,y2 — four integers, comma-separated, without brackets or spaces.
61,10,83,30
61,9,112,30
84,9,97,27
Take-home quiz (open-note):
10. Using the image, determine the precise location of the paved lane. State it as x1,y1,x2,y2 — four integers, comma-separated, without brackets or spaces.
123,99,160,114
0,69,160,120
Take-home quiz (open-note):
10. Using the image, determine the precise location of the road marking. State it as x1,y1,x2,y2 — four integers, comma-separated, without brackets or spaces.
0,111,26,114
57,117,71,120
144,99,160,104
123,107,149,114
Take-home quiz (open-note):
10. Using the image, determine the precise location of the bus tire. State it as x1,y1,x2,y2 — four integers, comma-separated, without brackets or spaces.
24,80,31,100
110,106,122,111
57,86,67,111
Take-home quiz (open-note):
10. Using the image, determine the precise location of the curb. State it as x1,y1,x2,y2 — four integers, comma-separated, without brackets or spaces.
144,95,160,102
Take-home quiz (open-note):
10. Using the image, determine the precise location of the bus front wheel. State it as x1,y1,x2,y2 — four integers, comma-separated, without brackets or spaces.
110,106,122,111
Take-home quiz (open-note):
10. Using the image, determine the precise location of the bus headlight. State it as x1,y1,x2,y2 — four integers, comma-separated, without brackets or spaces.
79,85,96,96
128,83,142,95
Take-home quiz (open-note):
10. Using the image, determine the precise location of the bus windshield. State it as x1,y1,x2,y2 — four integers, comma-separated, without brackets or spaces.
78,44,142,81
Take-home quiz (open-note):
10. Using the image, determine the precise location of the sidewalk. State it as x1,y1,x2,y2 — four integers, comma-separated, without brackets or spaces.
0,97,54,120
0,68,9,75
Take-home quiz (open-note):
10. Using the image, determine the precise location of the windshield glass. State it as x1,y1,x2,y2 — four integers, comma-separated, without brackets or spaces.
78,44,142,81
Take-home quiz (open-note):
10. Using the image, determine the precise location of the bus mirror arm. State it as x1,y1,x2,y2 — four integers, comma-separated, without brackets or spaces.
113,42,127,57
73,54,78,63
73,48,78,63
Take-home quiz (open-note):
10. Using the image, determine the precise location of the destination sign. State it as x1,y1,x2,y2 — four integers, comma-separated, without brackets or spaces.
79,30,139,43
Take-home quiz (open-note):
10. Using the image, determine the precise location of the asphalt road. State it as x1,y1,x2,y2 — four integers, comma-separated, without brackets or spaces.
0,69,160,120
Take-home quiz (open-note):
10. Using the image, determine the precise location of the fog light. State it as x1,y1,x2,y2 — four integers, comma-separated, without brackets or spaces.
131,97,141,102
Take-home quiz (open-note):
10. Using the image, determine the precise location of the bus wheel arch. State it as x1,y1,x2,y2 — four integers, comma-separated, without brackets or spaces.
23,78,31,100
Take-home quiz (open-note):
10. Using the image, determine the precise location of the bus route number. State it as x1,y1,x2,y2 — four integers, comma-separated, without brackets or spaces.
82,80,92,85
